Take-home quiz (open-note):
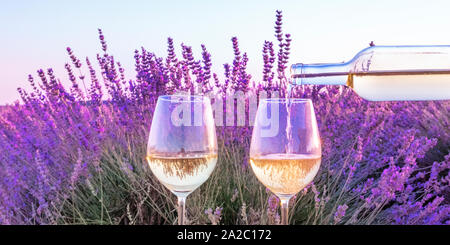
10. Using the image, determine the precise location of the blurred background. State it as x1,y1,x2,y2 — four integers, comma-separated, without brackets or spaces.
1,0,450,104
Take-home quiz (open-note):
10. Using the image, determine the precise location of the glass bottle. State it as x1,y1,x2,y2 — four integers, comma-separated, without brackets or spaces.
290,45,450,101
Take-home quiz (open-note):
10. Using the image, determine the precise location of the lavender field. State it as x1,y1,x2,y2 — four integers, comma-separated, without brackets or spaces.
0,11,448,225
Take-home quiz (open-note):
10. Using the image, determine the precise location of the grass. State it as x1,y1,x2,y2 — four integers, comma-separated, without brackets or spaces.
55,122,379,225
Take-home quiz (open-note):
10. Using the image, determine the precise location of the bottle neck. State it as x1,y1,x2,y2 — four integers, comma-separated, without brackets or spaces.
290,62,350,86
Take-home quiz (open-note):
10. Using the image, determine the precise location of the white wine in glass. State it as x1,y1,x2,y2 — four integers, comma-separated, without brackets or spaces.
250,98,321,225
147,95,217,225
147,153,217,193
250,153,321,196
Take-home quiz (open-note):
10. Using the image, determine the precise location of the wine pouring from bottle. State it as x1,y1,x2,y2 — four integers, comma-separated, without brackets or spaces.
290,45,450,101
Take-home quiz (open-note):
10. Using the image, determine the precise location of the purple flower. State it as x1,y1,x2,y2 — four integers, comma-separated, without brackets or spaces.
0,10,448,225
334,204,348,224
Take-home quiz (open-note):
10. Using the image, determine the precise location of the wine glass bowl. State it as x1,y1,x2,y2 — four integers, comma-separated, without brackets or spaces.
249,98,321,224
147,95,217,225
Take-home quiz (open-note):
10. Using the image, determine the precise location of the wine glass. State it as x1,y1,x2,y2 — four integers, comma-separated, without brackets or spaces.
249,98,321,225
147,95,217,225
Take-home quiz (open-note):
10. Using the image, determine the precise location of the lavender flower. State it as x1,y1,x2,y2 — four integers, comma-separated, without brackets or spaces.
334,204,348,224
0,10,448,225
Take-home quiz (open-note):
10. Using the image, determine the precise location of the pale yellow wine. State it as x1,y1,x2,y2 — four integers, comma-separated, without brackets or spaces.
348,71,450,101
250,153,321,195
147,154,217,193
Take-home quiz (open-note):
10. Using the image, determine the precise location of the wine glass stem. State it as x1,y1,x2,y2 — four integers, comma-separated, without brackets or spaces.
280,197,291,225
177,196,186,225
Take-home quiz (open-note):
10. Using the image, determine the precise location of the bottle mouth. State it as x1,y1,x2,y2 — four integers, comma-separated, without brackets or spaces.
289,63,304,81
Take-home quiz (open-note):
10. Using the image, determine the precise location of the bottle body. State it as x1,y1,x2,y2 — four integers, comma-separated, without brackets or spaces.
290,45,450,101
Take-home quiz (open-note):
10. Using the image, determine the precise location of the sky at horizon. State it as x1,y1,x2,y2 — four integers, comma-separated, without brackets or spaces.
1,0,450,104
